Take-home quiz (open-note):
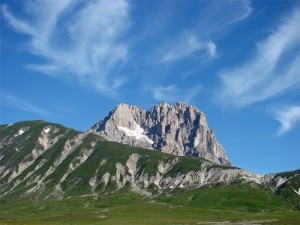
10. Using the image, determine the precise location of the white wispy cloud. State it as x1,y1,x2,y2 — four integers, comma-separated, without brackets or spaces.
156,0,252,65
160,33,217,63
272,105,300,135
219,0,252,26
1,0,130,96
152,84,201,103
197,0,252,34
0,92,49,116
215,8,300,107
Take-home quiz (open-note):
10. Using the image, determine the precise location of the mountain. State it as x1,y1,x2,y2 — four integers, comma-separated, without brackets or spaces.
0,121,299,224
0,121,299,200
88,102,230,165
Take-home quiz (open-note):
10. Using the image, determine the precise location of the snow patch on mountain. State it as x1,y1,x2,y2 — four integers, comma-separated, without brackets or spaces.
14,127,28,137
16,129,25,136
43,127,51,133
118,123,154,144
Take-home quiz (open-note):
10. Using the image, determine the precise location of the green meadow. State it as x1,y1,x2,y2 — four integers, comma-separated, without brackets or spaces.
1,184,299,225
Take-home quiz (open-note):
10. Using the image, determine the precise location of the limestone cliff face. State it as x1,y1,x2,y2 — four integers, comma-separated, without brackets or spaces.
1,121,298,201
89,102,230,165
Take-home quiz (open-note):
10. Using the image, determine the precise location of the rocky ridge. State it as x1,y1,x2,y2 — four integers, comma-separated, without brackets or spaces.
89,102,230,165
0,121,299,204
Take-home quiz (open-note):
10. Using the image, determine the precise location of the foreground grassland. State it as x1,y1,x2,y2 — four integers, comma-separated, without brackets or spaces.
1,186,299,225
1,200,299,225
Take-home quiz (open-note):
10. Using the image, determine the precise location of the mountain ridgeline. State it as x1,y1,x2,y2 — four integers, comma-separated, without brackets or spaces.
89,102,230,165
0,119,299,209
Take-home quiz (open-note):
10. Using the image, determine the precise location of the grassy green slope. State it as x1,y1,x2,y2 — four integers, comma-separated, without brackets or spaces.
275,170,300,207
0,121,299,224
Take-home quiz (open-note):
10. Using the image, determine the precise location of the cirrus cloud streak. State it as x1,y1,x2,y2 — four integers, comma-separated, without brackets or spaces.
160,33,217,63
0,92,49,116
272,105,300,135
215,8,300,107
1,0,130,96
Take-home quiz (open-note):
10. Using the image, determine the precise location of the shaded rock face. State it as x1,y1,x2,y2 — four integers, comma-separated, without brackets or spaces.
89,102,230,165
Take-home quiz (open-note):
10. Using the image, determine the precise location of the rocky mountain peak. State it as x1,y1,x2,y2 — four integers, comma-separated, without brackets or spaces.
89,102,230,165
108,103,146,129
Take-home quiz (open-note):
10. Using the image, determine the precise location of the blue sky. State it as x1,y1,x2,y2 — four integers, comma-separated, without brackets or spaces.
0,0,299,174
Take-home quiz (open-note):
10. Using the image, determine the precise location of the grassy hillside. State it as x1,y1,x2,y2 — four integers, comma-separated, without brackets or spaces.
0,121,299,224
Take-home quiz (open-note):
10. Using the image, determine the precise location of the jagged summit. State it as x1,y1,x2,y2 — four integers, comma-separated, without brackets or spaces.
88,102,230,165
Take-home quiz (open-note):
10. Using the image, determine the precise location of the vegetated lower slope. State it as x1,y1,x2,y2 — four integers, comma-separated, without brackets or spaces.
275,170,300,207
0,121,299,224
